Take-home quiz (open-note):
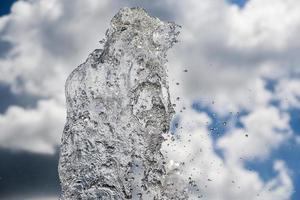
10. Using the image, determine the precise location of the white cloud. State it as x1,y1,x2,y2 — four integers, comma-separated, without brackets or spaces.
228,0,300,50
0,99,65,154
0,0,117,99
0,0,299,100
163,5,300,199
162,109,294,200
0,0,120,153
218,106,291,162
0,0,299,199
166,0,300,114
274,78,300,109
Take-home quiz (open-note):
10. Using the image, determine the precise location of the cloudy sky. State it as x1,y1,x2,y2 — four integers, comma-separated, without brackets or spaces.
0,0,300,199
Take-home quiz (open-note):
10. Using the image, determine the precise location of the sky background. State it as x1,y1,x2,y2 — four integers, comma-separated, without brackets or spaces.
0,0,300,199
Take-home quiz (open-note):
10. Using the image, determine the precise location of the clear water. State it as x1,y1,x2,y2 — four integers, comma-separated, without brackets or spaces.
58,7,185,199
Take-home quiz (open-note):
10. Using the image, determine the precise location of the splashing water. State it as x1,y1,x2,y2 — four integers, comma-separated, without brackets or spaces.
58,7,186,199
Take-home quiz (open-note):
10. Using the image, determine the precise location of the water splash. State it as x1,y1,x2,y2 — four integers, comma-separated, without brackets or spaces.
58,7,185,199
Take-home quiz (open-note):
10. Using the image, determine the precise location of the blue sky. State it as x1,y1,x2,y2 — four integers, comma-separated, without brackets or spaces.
1,0,300,199
229,0,248,7
174,70,300,199
191,93,300,199
0,0,16,16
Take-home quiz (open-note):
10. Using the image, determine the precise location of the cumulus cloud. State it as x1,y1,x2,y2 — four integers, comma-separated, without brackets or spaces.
218,105,291,162
0,0,118,98
158,1,300,198
0,99,65,154
274,78,300,109
0,0,300,199
163,109,294,200
0,0,120,154
166,0,300,113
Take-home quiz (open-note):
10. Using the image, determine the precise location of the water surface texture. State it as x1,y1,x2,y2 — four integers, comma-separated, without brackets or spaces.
58,7,183,199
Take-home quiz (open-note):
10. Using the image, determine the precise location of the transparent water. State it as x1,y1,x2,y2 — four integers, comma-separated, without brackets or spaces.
58,7,185,199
